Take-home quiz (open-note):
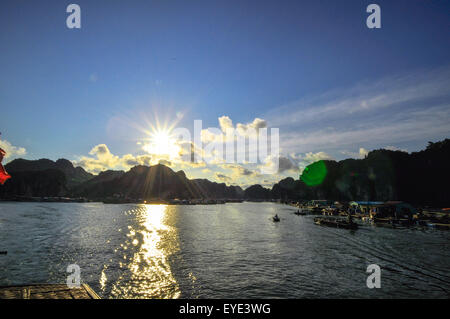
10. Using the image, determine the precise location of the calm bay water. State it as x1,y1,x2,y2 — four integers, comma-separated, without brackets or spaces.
0,202,449,298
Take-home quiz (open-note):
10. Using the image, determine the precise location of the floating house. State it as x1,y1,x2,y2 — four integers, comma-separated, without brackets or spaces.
306,200,331,207
350,201,416,219
349,201,384,214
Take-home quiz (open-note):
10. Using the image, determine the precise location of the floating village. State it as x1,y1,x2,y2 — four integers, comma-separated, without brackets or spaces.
3,195,448,231
280,199,450,230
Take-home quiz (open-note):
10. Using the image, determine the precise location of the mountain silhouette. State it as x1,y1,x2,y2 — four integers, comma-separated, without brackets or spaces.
270,138,450,207
72,164,244,200
0,138,449,206
0,160,243,201
5,158,93,188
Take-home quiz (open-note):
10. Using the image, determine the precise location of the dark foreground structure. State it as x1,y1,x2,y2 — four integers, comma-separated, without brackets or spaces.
0,284,100,299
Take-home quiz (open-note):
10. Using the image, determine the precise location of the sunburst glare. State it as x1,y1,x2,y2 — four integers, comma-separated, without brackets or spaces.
143,129,180,158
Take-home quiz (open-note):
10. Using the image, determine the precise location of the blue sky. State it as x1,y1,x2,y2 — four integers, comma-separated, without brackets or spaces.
1,0,449,186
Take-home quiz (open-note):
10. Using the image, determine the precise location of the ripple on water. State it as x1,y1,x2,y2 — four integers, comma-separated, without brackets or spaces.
0,202,449,298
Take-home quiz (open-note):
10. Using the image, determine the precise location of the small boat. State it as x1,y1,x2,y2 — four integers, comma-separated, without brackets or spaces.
273,215,281,222
294,210,306,216
314,217,358,230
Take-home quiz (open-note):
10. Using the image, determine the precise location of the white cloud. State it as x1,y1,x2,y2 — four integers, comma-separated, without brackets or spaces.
214,172,231,182
340,148,368,159
199,116,271,165
359,148,369,158
302,151,334,163
0,139,26,160
217,116,267,134
341,145,409,159
236,117,267,134
75,144,155,173
218,116,233,132
221,164,258,178
384,145,408,153
158,159,172,166
259,155,298,174
265,65,450,155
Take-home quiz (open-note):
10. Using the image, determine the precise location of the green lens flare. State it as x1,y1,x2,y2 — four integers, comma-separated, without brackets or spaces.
300,160,327,186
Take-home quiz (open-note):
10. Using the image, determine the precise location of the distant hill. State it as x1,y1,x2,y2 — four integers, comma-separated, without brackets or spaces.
71,164,244,200
1,138,449,205
71,169,125,197
5,158,93,189
191,179,244,199
0,159,244,201
71,164,193,200
270,139,450,207
244,184,271,200
0,169,68,198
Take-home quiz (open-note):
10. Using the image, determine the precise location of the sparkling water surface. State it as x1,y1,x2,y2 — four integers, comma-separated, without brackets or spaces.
0,202,449,298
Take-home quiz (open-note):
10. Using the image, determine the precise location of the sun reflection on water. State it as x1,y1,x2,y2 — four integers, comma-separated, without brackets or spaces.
108,204,180,299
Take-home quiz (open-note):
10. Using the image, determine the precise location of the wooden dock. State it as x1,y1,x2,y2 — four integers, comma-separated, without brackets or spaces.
0,284,101,299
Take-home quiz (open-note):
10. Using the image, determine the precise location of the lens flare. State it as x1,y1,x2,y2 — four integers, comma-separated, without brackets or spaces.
300,160,328,186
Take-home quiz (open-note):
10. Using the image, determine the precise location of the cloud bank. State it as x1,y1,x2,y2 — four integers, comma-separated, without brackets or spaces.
0,139,26,160
73,65,450,187
266,65,450,156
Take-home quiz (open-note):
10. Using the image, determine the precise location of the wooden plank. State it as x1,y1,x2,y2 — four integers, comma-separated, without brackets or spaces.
22,288,30,299
82,283,101,299
0,289,22,299
0,284,101,299
69,289,90,299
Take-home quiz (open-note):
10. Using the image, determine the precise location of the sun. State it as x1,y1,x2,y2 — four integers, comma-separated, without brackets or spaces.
143,130,179,158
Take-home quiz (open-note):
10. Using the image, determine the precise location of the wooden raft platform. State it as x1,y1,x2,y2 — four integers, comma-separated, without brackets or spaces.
0,284,100,299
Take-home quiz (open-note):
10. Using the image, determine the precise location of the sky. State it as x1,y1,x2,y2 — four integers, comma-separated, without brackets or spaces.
1,0,449,187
